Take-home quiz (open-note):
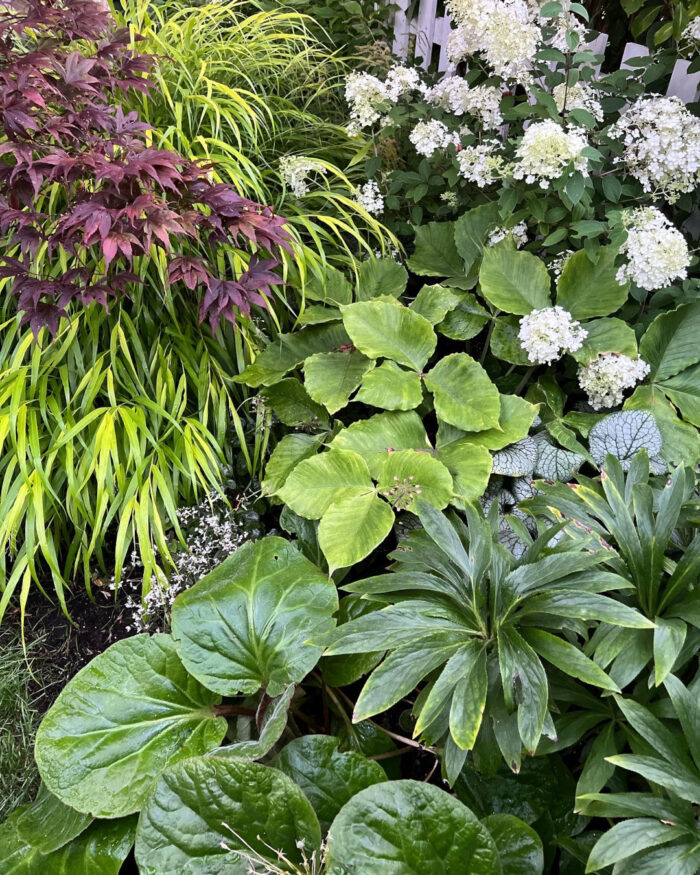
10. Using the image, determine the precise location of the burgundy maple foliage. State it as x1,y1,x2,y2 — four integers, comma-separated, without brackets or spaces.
0,0,292,335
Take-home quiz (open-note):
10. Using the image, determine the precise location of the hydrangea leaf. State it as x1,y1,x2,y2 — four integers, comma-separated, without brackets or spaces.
171,537,337,697
534,441,585,481
260,378,329,427
135,758,321,875
570,318,639,365
479,248,551,315
410,284,465,323
639,303,700,382
303,350,373,414
318,493,394,573
589,410,662,470
341,300,437,371
377,450,454,512
406,221,463,277
275,735,387,833
354,360,423,410
34,635,226,818
209,686,295,761
326,781,500,874
492,437,538,477
356,258,408,300
425,353,501,432
482,814,544,875
330,410,432,478
276,448,373,519
556,248,629,319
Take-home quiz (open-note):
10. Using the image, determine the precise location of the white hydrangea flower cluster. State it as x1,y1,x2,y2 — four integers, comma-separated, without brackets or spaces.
553,81,604,122
682,17,700,48
446,0,540,82
548,250,573,279
409,119,460,157
425,78,503,128
441,191,459,207
279,156,328,197
513,119,588,188
345,71,389,134
487,222,528,248
456,140,505,186
578,353,650,409
518,305,587,364
355,180,384,215
616,207,690,291
385,64,425,100
608,96,700,201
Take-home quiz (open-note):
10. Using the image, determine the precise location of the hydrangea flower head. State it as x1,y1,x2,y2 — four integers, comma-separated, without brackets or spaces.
578,353,650,409
616,207,690,291
518,305,587,364
513,120,588,188
409,119,460,157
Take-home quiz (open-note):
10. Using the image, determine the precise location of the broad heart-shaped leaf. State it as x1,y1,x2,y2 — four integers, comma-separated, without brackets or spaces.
260,378,329,428
377,450,453,512
478,248,551,315
16,784,92,854
303,350,373,414
407,221,464,278
354,360,423,410
410,283,465,323
437,441,493,503
275,735,387,833
134,758,321,875
356,258,408,300
556,248,628,319
327,781,500,874
234,323,349,387
438,395,540,452
330,410,432,478
34,635,226,818
658,363,700,427
171,537,337,697
341,300,437,371
588,410,662,470
482,814,544,875
425,353,501,432
276,448,373,519
640,302,700,382
0,809,136,875
318,492,394,573
209,686,295,760
570,317,638,365
454,202,502,279
492,437,538,477
262,433,326,496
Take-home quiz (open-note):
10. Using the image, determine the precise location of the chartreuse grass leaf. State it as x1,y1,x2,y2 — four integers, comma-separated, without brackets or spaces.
326,781,500,874
34,635,226,818
171,537,337,697
318,492,395,573
135,758,321,875
275,734,386,833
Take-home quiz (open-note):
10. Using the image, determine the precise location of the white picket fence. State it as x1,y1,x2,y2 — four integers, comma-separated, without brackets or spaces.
391,0,700,102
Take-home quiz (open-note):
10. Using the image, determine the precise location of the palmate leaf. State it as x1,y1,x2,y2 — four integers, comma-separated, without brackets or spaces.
171,537,337,697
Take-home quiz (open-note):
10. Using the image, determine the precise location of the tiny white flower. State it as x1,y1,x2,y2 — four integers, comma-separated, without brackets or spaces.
487,221,528,248
518,305,587,364
279,156,327,198
456,140,505,186
553,81,604,123
355,180,384,215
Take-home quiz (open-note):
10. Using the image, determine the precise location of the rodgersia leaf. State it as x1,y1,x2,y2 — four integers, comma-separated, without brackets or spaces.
492,437,538,477
589,411,662,470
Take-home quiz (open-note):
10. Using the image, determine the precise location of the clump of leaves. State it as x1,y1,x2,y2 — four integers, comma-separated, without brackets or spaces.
0,0,291,334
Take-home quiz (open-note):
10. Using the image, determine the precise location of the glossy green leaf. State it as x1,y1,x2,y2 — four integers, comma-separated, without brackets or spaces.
276,448,373,519
327,781,500,874
523,629,620,691
585,818,688,872
653,617,686,686
479,248,551,315
482,814,544,875
450,647,488,750
318,492,394,572
425,353,501,432
377,450,453,512
407,221,464,277
556,248,628,319
135,758,321,875
341,300,437,371
303,350,373,413
354,360,423,410
356,258,408,300
276,735,386,833
15,784,93,854
171,537,337,697
498,627,548,754
211,686,295,760
35,635,226,818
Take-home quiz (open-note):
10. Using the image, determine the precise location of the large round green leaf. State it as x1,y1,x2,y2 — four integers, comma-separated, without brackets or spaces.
437,441,493,502
261,433,326,496
354,360,423,410
318,492,394,573
425,353,501,432
482,814,544,874
356,258,408,300
341,300,437,371
16,784,93,854
276,735,386,833
276,448,373,519
639,303,700,382
570,317,638,365
438,395,540,452
260,378,329,427
330,410,432,478
406,221,463,277
327,780,500,874
34,635,226,818
303,350,373,414
0,810,136,875
171,537,337,697
556,248,628,319
478,248,551,315
377,450,453,512
135,758,321,875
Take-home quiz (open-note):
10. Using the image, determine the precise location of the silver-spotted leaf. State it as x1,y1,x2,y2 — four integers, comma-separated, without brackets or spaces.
589,411,662,470
492,437,538,477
